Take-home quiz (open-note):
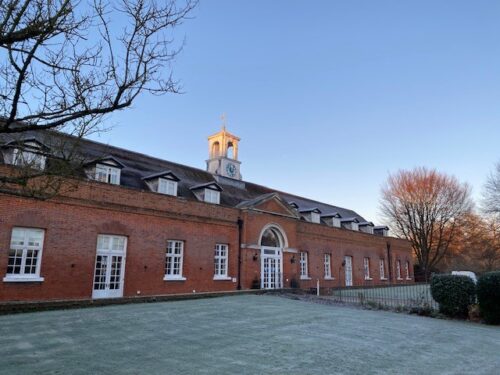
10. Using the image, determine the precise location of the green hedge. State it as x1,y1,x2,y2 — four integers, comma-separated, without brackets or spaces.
430,274,476,318
477,271,500,325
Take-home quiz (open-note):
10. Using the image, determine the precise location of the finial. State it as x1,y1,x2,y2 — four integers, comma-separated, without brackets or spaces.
220,112,227,131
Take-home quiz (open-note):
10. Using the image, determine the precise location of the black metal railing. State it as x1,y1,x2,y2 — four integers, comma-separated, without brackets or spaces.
324,282,438,311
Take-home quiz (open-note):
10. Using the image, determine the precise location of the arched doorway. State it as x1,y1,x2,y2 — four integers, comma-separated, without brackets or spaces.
259,225,286,289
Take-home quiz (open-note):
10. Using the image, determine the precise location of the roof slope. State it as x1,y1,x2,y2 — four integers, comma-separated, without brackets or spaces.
0,130,367,222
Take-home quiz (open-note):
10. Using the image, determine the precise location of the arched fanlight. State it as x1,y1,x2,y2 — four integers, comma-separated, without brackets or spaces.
260,227,284,247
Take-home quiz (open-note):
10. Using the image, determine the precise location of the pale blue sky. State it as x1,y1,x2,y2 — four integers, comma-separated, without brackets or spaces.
92,0,500,223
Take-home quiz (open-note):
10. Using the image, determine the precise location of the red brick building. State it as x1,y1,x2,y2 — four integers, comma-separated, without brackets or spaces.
0,127,413,303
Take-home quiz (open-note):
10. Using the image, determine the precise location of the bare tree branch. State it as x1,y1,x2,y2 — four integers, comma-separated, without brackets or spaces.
482,160,500,217
0,0,197,194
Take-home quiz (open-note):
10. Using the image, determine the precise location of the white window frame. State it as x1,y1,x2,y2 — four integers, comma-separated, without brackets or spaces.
405,261,412,280
364,257,372,280
396,260,402,280
310,212,320,224
3,227,45,282
12,148,46,170
331,218,341,228
214,244,230,280
300,251,309,280
204,188,220,204
164,240,186,281
324,253,333,279
158,178,178,196
379,259,387,280
95,163,121,185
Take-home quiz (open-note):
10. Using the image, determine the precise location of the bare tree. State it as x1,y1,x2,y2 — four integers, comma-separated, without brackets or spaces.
380,167,473,280
483,161,500,217
0,0,197,196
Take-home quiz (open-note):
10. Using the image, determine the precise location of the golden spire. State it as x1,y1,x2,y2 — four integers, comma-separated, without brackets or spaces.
220,112,227,131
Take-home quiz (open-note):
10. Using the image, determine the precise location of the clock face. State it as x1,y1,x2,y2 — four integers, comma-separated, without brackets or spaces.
226,163,237,177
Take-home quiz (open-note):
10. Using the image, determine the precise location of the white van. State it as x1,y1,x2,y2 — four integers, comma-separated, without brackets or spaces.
451,271,477,284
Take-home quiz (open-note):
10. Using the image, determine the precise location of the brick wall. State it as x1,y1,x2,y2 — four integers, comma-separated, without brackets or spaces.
0,175,414,303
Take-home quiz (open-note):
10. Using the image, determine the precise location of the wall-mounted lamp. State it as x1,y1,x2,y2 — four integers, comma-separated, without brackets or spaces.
253,252,259,261
290,255,296,264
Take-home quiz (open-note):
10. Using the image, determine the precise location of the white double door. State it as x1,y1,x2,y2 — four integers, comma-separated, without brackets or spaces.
344,256,353,287
261,247,283,289
92,235,127,299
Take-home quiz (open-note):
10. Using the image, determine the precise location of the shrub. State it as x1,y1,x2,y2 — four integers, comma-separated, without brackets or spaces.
250,277,260,289
430,274,476,318
477,271,500,325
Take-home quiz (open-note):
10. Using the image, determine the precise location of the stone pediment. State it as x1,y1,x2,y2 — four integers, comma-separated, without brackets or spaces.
236,193,299,218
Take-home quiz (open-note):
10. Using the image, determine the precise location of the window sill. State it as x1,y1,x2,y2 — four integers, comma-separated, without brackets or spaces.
300,276,311,280
324,277,335,280
163,276,186,281
3,276,44,283
380,278,388,281
213,276,232,281
406,278,412,280
364,277,373,281
397,278,403,281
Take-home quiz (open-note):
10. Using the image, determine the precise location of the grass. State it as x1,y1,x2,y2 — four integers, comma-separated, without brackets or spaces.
0,295,499,374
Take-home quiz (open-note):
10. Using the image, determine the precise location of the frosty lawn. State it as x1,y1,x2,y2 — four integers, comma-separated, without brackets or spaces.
0,295,499,375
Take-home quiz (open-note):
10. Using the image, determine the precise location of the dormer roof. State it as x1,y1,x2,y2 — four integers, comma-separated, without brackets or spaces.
3,138,50,151
299,207,322,214
190,181,223,192
142,170,180,182
85,156,126,169
321,212,342,218
340,217,360,223
358,221,374,227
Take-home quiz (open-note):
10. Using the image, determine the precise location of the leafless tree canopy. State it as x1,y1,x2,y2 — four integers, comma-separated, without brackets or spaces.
0,0,197,136
380,167,473,279
0,0,196,197
483,161,500,217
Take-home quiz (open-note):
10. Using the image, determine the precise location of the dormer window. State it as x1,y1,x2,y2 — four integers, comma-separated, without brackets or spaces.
12,148,46,170
190,182,223,205
374,226,390,237
158,178,177,196
321,213,341,228
359,222,375,234
204,188,220,204
85,156,125,186
299,208,322,224
142,170,180,197
2,139,48,170
95,163,121,185
340,218,360,231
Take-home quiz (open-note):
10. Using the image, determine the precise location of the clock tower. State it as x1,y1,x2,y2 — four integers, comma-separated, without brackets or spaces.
206,116,242,180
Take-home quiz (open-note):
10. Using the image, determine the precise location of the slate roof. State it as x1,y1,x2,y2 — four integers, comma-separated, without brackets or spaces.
0,130,368,222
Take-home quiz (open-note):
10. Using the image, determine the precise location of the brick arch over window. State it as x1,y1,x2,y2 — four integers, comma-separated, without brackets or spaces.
259,224,288,248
